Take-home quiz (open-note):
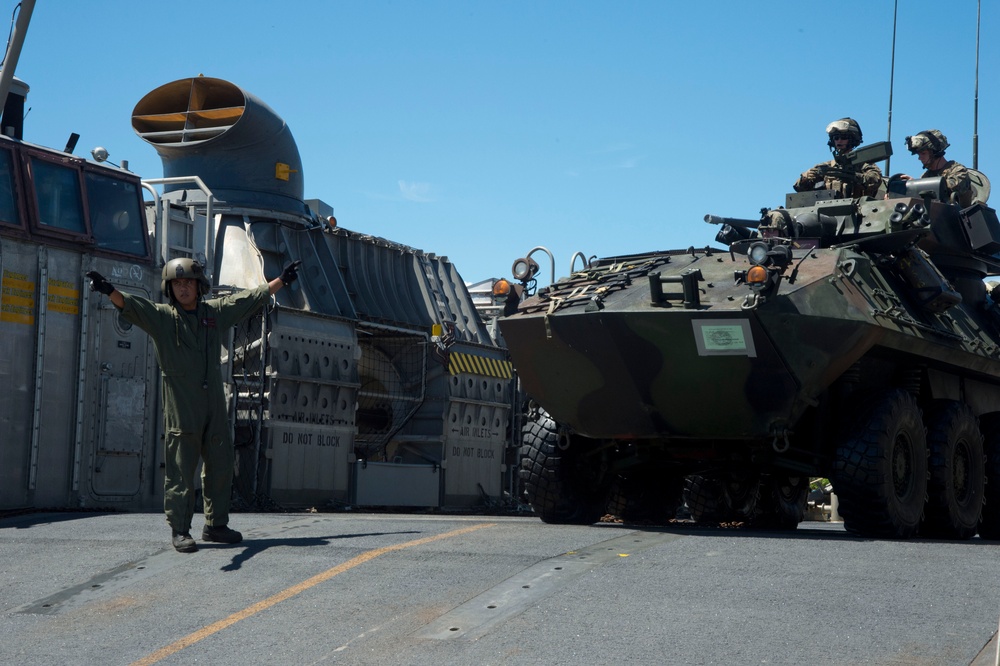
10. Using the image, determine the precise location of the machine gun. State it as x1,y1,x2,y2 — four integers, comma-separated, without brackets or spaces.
704,212,765,245
815,141,894,192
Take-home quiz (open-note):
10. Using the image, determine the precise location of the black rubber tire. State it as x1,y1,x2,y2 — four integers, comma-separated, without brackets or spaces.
721,471,760,519
607,468,683,524
920,401,984,540
519,408,610,525
833,389,928,539
748,474,808,530
683,474,726,523
978,414,1000,540
683,471,759,523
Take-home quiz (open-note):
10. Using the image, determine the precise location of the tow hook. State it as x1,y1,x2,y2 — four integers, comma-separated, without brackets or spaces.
741,292,761,310
771,426,791,453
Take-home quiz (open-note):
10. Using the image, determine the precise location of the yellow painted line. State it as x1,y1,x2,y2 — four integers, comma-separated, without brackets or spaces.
130,522,496,666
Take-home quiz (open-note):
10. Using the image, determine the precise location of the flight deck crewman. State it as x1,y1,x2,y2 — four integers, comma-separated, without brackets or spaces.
86,258,301,553
794,117,884,199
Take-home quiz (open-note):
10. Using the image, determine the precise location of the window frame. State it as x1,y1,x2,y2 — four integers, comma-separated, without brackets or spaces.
23,147,92,243
0,140,28,235
82,163,151,260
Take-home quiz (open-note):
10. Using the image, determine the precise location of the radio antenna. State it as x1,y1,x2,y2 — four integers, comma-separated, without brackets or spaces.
885,0,898,175
973,0,981,169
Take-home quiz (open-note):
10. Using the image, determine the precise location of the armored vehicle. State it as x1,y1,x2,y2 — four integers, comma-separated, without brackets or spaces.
499,140,1000,539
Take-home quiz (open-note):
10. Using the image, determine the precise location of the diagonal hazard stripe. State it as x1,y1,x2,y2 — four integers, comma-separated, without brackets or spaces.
448,352,513,379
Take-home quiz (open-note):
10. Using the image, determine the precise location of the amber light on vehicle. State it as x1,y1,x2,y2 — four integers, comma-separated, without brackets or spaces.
746,265,768,284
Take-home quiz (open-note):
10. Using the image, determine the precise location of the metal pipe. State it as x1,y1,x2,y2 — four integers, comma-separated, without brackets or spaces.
525,246,555,285
139,182,163,265
0,0,34,120
142,176,215,272
569,251,590,274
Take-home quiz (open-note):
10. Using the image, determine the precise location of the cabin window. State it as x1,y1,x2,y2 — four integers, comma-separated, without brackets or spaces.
30,156,85,233
86,171,147,257
0,148,19,227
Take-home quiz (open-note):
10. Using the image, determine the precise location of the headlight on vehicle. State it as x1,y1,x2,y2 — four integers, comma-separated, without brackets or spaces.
748,242,770,266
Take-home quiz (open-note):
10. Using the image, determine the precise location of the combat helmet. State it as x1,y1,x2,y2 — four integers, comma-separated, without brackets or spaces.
825,118,863,151
906,130,949,157
161,257,211,299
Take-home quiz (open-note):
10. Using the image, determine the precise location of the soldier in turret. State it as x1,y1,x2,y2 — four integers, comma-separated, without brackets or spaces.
899,129,974,207
794,118,884,198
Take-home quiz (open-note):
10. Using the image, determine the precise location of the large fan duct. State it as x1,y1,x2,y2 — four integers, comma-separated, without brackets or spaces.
132,76,305,214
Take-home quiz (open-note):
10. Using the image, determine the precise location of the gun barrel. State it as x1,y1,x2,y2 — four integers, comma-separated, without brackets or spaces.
704,214,759,229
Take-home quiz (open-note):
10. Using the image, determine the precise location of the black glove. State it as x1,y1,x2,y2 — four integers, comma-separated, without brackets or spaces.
280,260,302,286
85,271,115,295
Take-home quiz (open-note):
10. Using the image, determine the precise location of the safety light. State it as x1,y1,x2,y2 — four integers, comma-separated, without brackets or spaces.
746,265,769,284
492,278,512,297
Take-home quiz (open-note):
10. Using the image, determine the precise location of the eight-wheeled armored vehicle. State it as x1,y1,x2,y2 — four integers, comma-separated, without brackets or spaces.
500,141,1000,539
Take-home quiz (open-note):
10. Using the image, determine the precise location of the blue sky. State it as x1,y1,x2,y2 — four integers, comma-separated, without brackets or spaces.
10,0,998,285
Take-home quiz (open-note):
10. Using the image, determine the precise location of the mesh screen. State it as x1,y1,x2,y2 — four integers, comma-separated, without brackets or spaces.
229,309,281,510
354,330,427,459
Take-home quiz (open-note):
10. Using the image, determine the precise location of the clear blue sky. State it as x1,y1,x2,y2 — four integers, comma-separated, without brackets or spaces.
10,0,998,285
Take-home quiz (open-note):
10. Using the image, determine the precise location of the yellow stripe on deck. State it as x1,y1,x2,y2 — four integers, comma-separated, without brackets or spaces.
130,522,496,666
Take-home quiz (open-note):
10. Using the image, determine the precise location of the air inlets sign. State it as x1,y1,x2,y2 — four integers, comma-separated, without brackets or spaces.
692,319,757,357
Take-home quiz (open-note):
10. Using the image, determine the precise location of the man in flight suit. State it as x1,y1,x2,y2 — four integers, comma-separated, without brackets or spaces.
86,258,301,553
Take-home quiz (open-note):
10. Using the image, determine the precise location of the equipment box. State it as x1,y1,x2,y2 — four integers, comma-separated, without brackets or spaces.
960,202,1000,254
350,461,441,507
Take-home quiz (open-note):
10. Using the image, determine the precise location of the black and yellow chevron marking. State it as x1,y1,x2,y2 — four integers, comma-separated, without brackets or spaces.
448,352,513,379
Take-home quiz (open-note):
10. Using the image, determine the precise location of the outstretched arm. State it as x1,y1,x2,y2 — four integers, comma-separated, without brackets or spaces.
269,260,302,295
85,271,125,308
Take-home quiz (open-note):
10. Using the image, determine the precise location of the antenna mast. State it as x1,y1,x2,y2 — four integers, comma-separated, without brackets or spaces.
973,0,980,169
886,0,898,175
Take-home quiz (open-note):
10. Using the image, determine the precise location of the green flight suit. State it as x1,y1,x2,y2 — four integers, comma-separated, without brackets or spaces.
117,284,271,533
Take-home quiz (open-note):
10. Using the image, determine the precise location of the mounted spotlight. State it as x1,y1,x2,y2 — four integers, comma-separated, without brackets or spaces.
511,256,540,282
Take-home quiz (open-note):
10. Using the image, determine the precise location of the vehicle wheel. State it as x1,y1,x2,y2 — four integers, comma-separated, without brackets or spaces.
978,414,1000,540
607,467,683,524
721,470,760,519
519,407,610,525
748,474,808,530
833,389,927,539
683,471,759,523
920,401,984,540
683,474,726,523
